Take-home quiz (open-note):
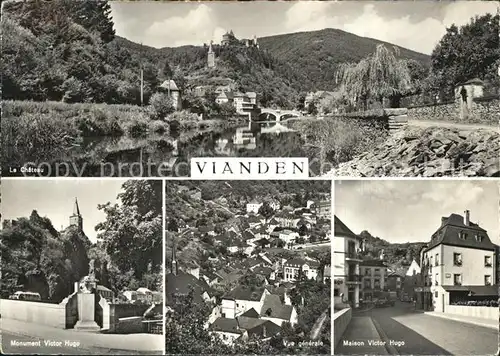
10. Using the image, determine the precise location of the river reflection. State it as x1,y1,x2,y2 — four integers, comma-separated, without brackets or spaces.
5,121,321,177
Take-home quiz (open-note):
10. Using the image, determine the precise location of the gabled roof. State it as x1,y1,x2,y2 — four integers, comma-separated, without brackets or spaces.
166,272,213,304
425,213,496,252
246,319,281,338
209,317,241,334
159,79,179,91
334,216,360,239
240,308,260,318
260,294,294,320
224,286,265,302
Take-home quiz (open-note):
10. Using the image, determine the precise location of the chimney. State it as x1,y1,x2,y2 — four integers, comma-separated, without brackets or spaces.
464,210,470,226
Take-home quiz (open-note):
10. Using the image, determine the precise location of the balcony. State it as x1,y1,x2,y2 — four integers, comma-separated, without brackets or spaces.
345,251,363,262
346,274,362,284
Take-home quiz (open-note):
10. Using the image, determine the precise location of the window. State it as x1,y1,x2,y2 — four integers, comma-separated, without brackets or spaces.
453,253,462,266
435,274,439,286
485,275,492,286
458,231,467,240
485,256,492,267
435,253,439,266
334,288,340,296
476,234,483,242
454,274,462,286
434,291,438,298
365,269,370,275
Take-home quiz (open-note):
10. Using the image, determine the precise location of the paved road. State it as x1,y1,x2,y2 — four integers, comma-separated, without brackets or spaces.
407,119,500,133
336,301,497,355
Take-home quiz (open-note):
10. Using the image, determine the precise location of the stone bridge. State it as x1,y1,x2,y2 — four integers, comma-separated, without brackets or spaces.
257,108,302,122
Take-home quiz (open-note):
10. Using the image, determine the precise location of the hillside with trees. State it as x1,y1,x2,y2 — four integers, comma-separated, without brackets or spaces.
358,230,427,272
258,28,431,92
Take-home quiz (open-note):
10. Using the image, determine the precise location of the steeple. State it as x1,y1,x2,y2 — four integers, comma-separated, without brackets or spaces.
69,197,83,231
73,198,81,216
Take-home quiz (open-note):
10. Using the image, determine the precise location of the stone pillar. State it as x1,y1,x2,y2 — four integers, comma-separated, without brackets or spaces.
74,293,100,332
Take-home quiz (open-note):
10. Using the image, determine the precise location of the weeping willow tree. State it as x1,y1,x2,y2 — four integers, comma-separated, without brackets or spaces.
336,44,413,110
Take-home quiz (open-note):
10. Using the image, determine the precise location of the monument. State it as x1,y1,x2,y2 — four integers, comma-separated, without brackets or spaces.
74,259,100,332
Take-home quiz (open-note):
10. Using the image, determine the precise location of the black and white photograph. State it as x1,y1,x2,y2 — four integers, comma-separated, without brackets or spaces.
2,1,498,177
165,180,331,354
333,180,499,355
0,179,164,354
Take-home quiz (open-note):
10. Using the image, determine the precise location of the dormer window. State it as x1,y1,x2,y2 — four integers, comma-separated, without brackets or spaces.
458,231,467,240
475,234,483,242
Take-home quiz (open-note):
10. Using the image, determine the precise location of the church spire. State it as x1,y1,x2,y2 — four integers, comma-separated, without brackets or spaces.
69,197,83,231
73,198,81,216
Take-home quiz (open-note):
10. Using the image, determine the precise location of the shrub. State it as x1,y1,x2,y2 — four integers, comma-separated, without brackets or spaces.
148,92,175,120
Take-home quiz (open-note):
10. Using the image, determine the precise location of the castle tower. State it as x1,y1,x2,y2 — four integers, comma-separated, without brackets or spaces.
69,198,83,231
207,40,215,68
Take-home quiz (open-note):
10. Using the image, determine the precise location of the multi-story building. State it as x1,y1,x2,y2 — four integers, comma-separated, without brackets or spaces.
360,259,388,301
215,91,258,115
283,258,319,282
316,200,331,219
333,216,363,308
246,200,262,214
420,210,498,312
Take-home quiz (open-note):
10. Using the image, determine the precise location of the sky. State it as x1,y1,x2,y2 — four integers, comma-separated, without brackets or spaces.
335,180,500,245
110,1,498,54
1,179,128,242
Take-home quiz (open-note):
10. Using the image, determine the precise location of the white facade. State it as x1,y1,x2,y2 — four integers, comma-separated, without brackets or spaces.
246,202,262,214
405,260,421,277
334,219,362,308
283,262,319,282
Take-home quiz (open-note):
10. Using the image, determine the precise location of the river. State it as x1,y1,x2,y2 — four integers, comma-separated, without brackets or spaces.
5,121,325,177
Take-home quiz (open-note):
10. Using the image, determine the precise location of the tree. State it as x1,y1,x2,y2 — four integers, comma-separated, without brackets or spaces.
336,44,412,109
95,180,162,290
430,14,499,98
217,101,237,117
69,0,115,43
258,202,274,223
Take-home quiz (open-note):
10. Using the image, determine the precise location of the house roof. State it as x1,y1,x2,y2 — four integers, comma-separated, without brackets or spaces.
246,319,282,338
224,286,265,302
240,308,260,318
253,266,273,276
459,78,484,86
284,258,320,268
209,317,242,334
334,216,360,239
425,213,496,252
159,80,179,91
166,272,213,304
260,294,294,320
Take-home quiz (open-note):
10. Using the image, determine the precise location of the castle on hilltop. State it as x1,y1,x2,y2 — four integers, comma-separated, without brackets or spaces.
207,30,259,68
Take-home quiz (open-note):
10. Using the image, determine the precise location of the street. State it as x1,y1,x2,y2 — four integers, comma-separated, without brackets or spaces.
335,301,497,355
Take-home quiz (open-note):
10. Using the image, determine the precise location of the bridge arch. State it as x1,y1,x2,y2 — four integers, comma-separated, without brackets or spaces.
258,109,301,122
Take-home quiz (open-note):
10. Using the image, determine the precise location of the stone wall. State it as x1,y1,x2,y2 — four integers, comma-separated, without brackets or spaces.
0,299,67,328
444,305,499,320
408,97,500,126
115,316,145,334
61,290,78,328
333,307,352,349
